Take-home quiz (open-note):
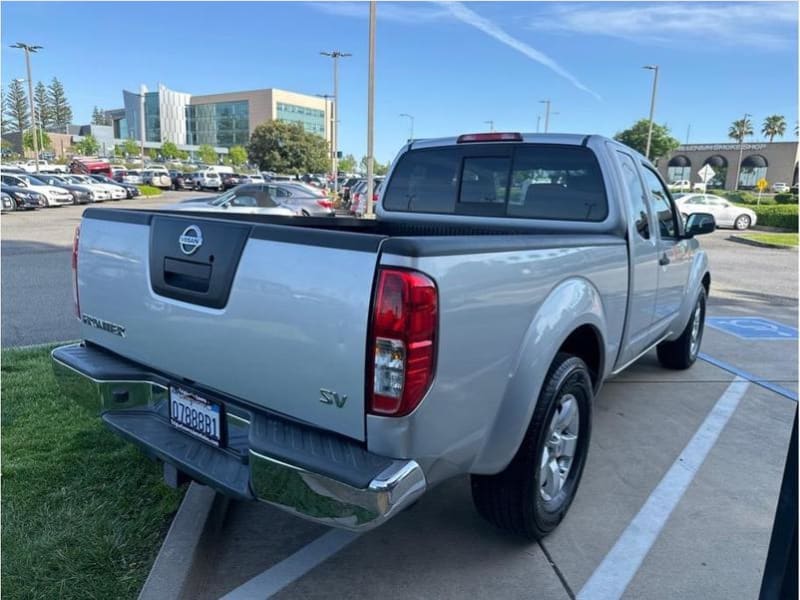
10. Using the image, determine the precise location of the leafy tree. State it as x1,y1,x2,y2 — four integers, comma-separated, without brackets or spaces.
91,106,110,126
338,153,356,173
23,128,51,151
360,155,390,176
34,81,50,129
761,115,786,142
198,144,218,165
247,121,328,174
47,77,72,129
4,79,30,132
161,141,179,159
74,134,100,156
120,138,140,157
229,145,248,167
176,149,189,161
728,117,753,143
147,148,159,160
613,119,680,159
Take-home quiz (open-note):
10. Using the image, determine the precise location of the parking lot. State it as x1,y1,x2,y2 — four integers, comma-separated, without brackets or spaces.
3,198,795,599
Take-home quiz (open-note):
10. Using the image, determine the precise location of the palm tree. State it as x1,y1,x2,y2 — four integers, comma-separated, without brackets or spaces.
728,118,753,143
761,114,786,142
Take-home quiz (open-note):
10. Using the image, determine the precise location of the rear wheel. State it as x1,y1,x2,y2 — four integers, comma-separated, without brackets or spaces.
734,214,751,230
657,287,706,369
471,353,592,540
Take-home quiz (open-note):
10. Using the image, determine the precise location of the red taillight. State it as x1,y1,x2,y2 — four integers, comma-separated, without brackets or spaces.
456,132,523,143
316,199,333,209
72,226,80,319
369,268,438,416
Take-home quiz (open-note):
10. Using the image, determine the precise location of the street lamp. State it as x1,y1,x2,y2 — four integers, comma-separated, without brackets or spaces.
734,112,752,192
399,113,414,141
366,0,377,215
643,65,659,161
320,49,352,198
10,42,43,172
316,93,335,173
484,120,494,132
539,100,552,133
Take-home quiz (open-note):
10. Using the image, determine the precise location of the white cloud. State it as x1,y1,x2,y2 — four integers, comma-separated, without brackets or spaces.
530,2,797,49
439,2,601,99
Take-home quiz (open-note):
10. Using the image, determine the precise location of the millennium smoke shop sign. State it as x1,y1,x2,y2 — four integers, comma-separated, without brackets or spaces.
678,143,768,152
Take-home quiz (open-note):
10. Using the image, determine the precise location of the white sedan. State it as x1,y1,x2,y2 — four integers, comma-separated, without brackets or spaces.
673,193,757,230
68,174,127,200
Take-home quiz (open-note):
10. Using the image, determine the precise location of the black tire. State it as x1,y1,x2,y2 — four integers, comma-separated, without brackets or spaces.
471,353,593,540
657,287,706,369
734,214,751,230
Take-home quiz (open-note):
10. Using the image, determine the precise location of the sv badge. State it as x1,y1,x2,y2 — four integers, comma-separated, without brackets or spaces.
319,388,348,408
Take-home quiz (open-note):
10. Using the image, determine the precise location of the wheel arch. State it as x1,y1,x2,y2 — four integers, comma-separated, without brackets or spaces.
470,277,609,475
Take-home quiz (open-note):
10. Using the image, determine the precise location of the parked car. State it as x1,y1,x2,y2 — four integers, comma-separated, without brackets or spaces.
123,170,143,185
271,182,335,216
190,171,223,191
20,159,67,173
221,173,242,190
239,174,265,185
674,193,757,230
342,177,360,202
0,173,73,207
68,174,126,201
142,168,172,189
0,183,46,209
2,190,15,212
169,171,194,191
668,179,691,192
33,173,102,204
90,174,141,199
348,179,367,214
52,132,714,540
772,182,790,193
351,178,384,216
170,184,296,216
263,173,294,182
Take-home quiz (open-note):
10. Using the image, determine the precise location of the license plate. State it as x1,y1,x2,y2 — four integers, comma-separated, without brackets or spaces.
169,387,222,447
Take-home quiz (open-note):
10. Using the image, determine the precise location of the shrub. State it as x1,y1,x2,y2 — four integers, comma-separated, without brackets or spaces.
750,204,798,231
136,184,162,197
774,193,798,204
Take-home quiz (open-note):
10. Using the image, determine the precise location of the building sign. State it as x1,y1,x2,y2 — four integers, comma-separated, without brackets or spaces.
678,143,768,152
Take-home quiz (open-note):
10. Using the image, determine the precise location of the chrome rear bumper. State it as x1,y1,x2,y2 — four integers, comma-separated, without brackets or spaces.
52,343,426,531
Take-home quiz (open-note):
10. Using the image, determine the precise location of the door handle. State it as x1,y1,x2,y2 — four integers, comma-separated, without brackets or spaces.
659,253,670,266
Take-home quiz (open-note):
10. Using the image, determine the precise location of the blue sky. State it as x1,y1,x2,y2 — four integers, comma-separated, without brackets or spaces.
2,1,797,162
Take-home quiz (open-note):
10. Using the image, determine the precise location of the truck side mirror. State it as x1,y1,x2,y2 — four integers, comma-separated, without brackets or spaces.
684,212,715,237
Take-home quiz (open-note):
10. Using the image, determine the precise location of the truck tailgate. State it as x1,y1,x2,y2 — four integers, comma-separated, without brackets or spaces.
77,210,384,441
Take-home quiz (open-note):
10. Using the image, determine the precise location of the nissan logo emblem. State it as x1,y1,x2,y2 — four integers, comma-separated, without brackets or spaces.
179,225,203,255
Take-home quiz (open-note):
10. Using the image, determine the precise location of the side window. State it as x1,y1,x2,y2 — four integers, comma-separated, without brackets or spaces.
616,151,650,239
687,195,705,204
272,186,291,198
640,166,678,238
382,148,460,213
254,189,277,208
459,157,510,204
230,195,257,207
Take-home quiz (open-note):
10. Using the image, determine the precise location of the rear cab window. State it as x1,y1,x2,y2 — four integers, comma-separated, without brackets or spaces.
383,144,608,221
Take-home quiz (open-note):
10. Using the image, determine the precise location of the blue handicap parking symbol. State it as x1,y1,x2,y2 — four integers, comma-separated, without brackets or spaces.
706,316,798,340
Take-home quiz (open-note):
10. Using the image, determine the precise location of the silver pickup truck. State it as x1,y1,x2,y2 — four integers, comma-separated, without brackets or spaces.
52,133,714,540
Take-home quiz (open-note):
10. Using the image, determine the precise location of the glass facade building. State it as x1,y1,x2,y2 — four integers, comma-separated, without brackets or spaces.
276,102,325,136
186,101,250,147
144,92,161,142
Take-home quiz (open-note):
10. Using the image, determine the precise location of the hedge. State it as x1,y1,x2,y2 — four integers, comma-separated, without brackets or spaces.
709,189,775,205
774,193,798,204
748,204,798,231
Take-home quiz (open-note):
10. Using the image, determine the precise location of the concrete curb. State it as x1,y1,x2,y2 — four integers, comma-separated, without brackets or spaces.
138,483,229,600
728,235,797,250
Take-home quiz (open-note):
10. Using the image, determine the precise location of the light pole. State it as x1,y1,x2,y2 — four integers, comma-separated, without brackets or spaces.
321,49,352,198
399,113,414,141
643,65,659,161
366,0,376,215
316,93,335,173
10,43,42,171
734,112,751,192
139,87,146,165
536,115,541,133
14,77,45,156
484,120,494,132
539,99,551,133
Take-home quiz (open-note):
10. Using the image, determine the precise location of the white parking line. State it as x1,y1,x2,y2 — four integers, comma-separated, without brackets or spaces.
577,377,750,600
220,529,361,600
